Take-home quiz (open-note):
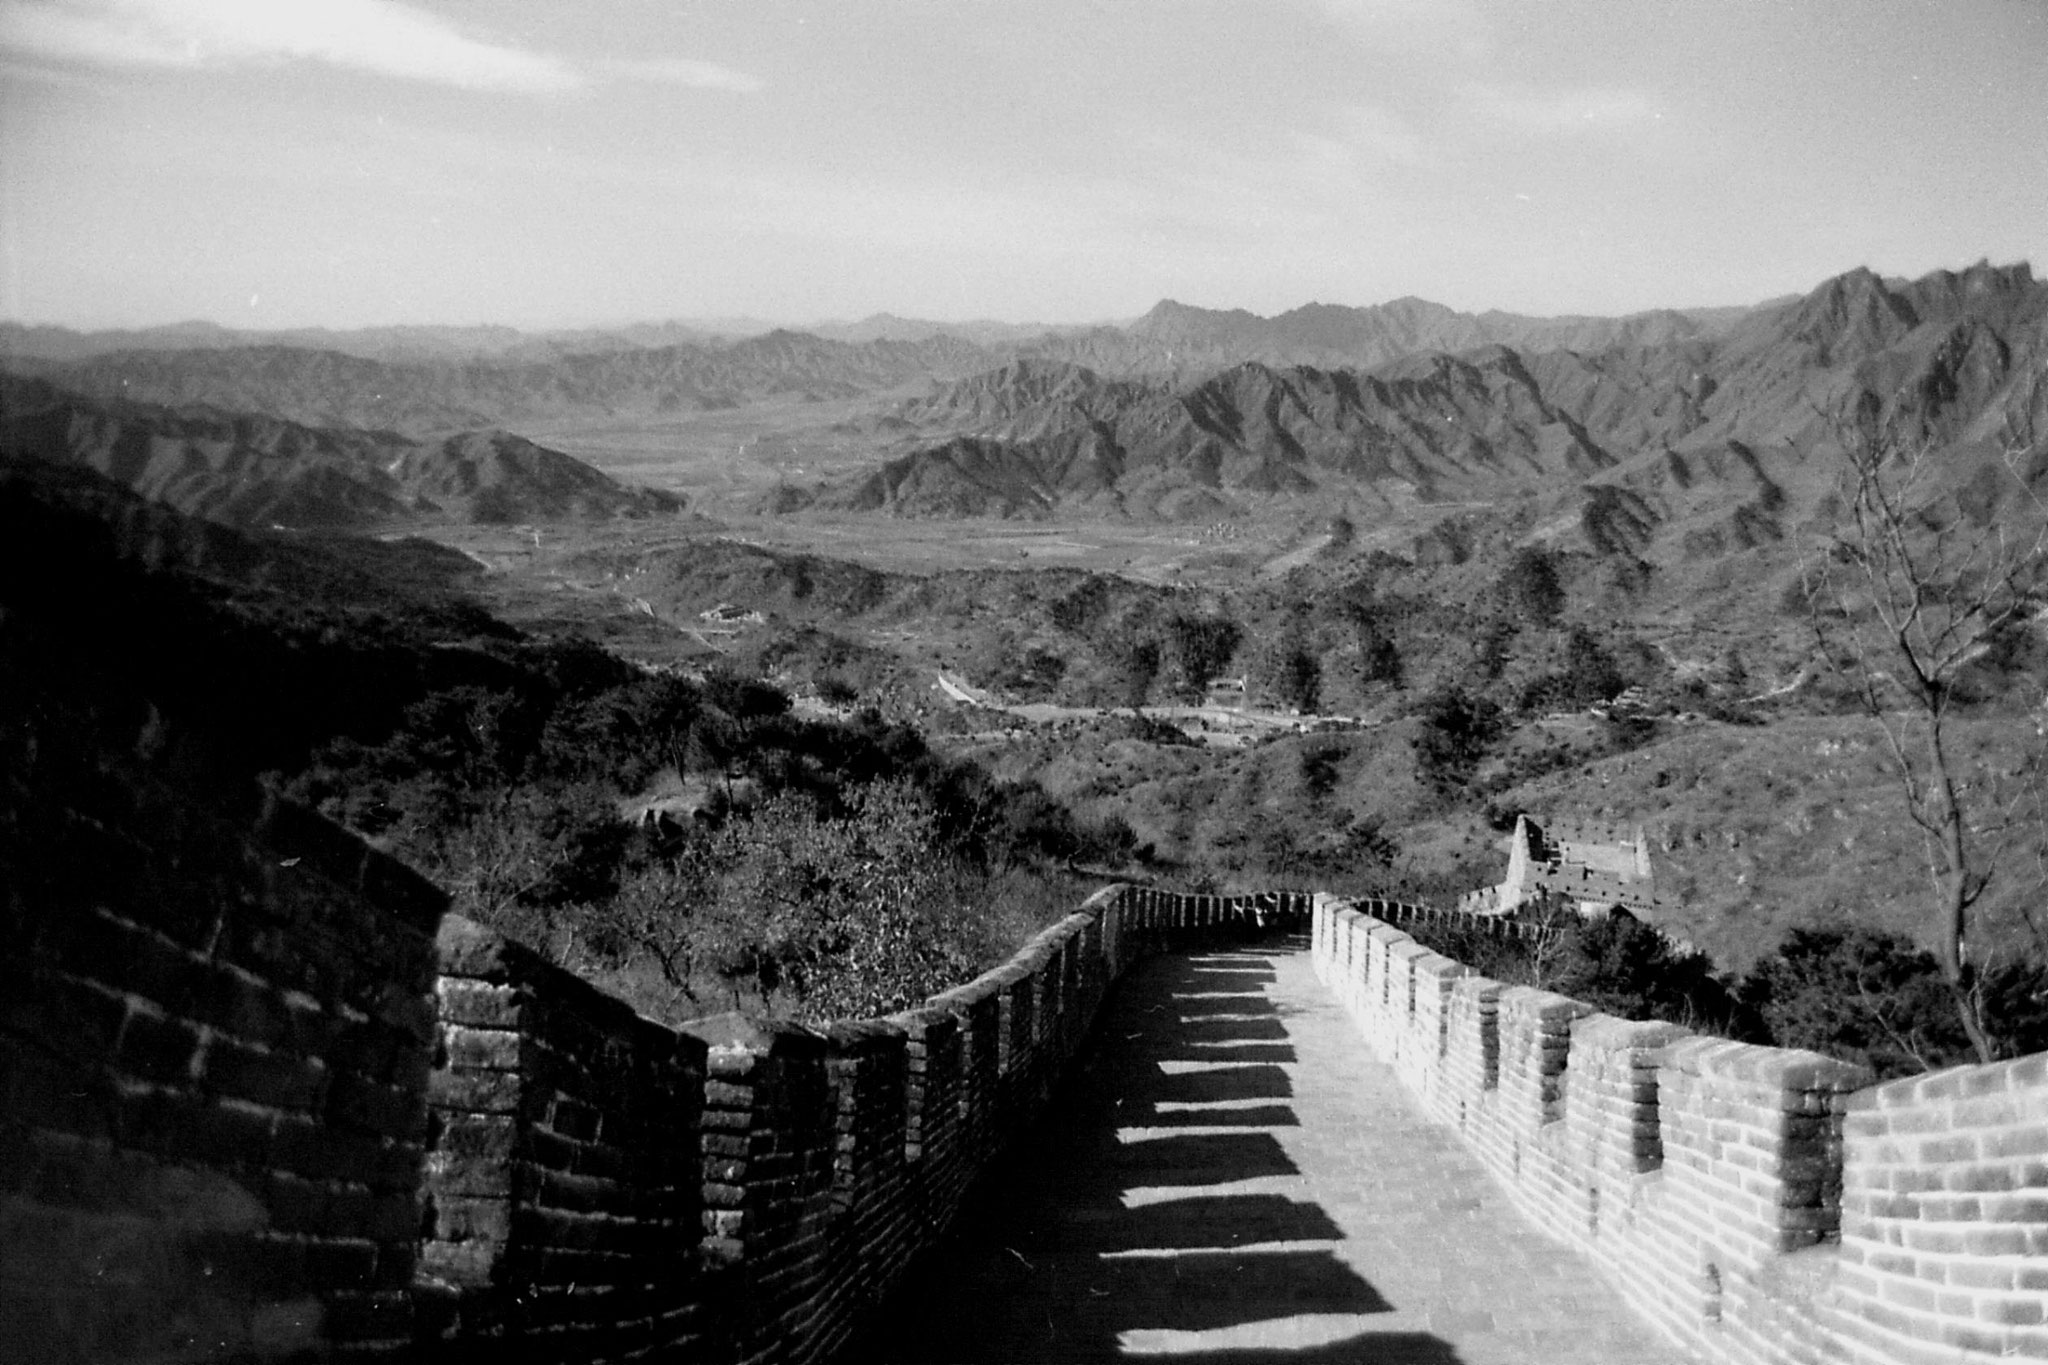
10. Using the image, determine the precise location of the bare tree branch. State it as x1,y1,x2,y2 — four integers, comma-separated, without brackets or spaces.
1802,409,2048,1063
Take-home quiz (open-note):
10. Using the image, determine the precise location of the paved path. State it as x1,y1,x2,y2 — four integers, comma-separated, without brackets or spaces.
877,939,1697,1364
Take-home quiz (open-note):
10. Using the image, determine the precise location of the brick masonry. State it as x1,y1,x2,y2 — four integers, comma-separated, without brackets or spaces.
1,694,1311,1365
3,740,444,1360
1312,893,2048,1364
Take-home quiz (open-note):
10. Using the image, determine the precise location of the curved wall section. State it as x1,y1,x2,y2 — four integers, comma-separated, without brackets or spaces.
418,885,1310,1364
1311,894,2048,1365
0,689,1308,1365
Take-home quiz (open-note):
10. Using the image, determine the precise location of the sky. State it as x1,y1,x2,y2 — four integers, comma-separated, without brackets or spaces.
2,0,2045,330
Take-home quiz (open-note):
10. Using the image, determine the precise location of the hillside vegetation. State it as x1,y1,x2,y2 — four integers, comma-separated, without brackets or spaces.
5,259,2044,1065
0,459,1124,1026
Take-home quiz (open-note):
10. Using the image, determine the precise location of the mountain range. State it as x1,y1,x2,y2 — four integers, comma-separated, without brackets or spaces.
0,287,1787,431
2,262,2043,555
779,263,2048,562
0,375,681,529
0,330,998,432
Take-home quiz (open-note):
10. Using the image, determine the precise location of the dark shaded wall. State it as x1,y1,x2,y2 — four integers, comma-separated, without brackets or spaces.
0,635,1306,1365
414,886,1306,1365
1,714,447,1358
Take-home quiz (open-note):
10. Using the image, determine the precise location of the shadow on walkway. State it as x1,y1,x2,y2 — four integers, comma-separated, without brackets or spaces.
863,944,1467,1364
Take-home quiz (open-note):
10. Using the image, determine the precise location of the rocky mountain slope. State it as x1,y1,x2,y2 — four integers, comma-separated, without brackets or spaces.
794,263,2048,565
0,376,683,529
797,350,1613,519
10,261,2042,556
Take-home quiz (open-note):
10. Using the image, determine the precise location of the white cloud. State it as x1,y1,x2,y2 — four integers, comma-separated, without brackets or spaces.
1468,83,1664,135
0,0,578,88
0,0,757,94
600,55,762,94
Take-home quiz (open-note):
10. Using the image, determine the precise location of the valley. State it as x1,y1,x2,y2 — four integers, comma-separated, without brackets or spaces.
5,260,2046,987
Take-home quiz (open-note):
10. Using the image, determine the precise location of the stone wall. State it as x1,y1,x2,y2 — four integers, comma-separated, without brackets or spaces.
415,884,1309,1365
1346,893,1558,944
3,755,446,1359
1,707,1309,1365
1312,894,2048,1363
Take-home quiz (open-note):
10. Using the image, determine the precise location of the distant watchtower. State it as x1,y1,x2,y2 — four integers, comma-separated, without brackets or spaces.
1474,813,1663,919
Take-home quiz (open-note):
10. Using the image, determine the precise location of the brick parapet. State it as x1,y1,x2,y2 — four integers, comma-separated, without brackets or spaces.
422,915,710,1361
1829,1051,2048,1359
3,752,444,1361
1310,894,2043,1365
2,534,1336,1365
5,765,1313,1365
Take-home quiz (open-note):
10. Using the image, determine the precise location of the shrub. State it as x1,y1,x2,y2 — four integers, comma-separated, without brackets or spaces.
582,781,1083,1024
1413,686,1504,794
1164,613,1243,701
1545,912,1735,1031
1499,545,1566,626
1738,927,1968,1078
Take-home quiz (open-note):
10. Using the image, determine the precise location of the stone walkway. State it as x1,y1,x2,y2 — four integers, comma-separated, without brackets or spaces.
876,938,1698,1364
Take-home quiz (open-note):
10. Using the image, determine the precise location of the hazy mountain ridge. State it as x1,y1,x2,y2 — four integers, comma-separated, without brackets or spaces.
0,375,682,529
0,314,1076,361
0,319,637,365
7,262,2042,552
806,263,2048,552
1010,294,1770,381
1,330,1001,432
0,283,1788,428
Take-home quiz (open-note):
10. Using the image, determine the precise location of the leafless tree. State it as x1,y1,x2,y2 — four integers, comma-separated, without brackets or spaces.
1800,412,2048,1061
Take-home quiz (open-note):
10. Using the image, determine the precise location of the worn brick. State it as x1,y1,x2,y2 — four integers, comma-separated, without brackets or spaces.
116,1009,204,1085
440,1025,521,1073
202,1036,327,1111
325,1073,426,1141
119,1090,279,1170
427,1067,521,1115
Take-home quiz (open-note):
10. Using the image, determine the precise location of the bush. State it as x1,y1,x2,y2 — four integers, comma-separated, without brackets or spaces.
1545,913,1735,1031
1518,627,1626,712
1249,626,1322,713
583,782,1082,1024
1738,927,1968,1078
1499,545,1565,626
1413,686,1504,795
1740,928,2048,1077
1164,613,1242,701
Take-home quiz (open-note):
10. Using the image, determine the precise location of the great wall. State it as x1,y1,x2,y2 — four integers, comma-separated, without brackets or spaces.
4,719,2045,1362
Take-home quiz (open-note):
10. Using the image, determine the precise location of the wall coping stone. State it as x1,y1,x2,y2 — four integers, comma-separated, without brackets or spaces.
822,1018,910,1052
435,914,528,980
1412,953,1468,981
883,1005,956,1035
1450,975,1505,1002
680,1010,828,1058
1571,1013,1691,1052
1497,985,1594,1024
1845,1053,2046,1109
1658,1035,1872,1092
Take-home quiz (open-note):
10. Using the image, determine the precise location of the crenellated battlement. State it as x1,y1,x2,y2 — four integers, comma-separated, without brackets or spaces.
1313,894,2048,1364
5,701,2039,1365
0,708,1308,1364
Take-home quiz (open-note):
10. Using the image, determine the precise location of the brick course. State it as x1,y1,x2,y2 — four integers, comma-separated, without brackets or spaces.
3,746,440,1361
3,708,1312,1365
1311,892,2048,1364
